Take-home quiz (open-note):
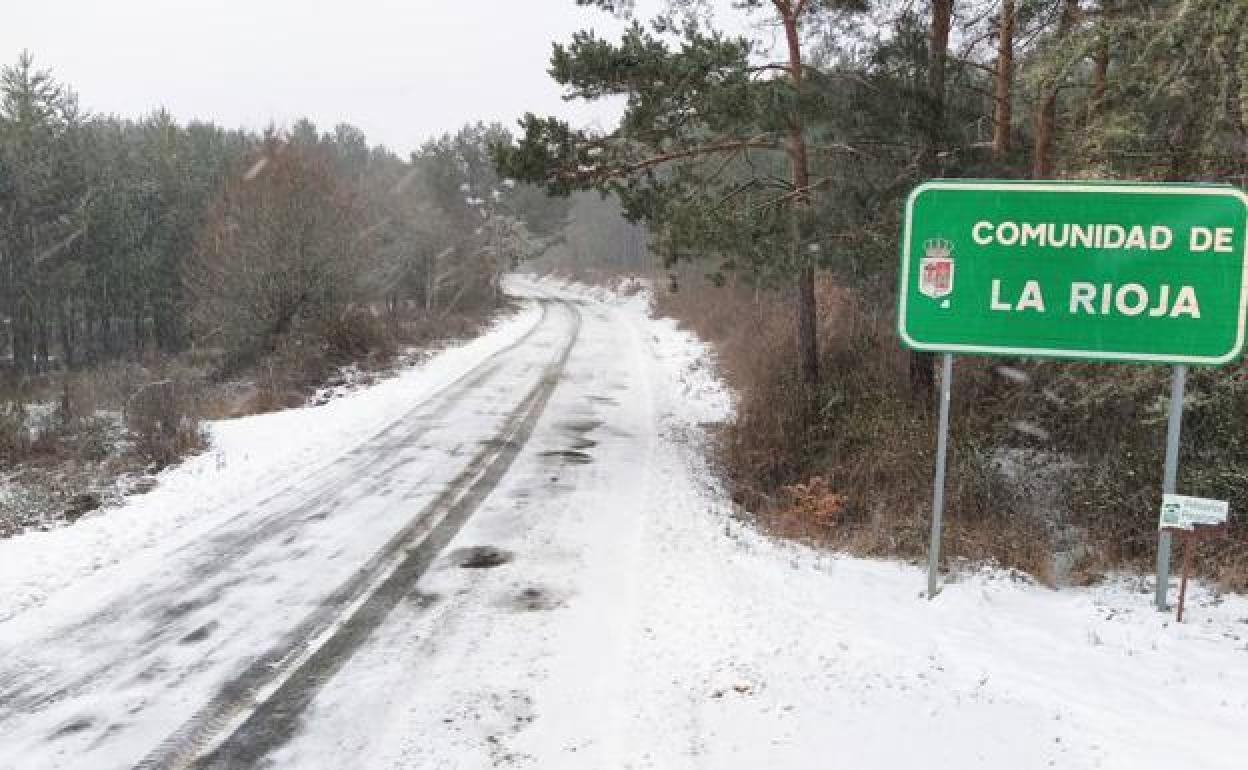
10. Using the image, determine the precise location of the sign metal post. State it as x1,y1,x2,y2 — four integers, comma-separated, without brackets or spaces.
899,181,1248,599
927,353,954,599
1155,364,1187,610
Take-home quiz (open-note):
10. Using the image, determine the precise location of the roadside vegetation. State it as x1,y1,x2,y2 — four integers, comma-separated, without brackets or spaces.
0,54,568,536
500,0,1248,589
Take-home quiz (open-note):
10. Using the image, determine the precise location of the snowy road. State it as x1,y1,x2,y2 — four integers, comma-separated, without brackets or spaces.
2,277,1248,770
0,281,583,768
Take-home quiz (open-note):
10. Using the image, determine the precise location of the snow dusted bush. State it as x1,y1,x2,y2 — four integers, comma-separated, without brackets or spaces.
0,401,30,463
126,379,205,469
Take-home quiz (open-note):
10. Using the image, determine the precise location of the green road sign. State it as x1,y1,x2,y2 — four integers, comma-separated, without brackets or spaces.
898,181,1248,364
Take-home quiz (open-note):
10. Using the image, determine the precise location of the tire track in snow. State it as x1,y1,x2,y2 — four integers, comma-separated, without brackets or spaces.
135,299,582,770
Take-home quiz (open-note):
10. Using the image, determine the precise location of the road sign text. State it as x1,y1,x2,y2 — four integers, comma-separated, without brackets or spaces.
898,182,1248,364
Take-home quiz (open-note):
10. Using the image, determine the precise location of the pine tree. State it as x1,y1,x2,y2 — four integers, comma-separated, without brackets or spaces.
496,1,869,388
992,0,1016,162
0,52,84,374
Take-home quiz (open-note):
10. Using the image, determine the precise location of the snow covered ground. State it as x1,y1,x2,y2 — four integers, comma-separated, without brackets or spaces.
1,275,1246,769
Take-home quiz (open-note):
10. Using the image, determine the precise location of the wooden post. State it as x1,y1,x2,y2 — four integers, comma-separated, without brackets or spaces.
1176,530,1193,623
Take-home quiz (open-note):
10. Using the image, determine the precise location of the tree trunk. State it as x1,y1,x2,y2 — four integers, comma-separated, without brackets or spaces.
1239,20,1248,140
12,294,34,376
1033,0,1079,179
992,0,1015,162
796,264,818,386
1033,96,1057,180
58,298,76,370
36,303,51,373
911,0,955,399
1089,0,1112,125
779,3,820,388
926,0,954,165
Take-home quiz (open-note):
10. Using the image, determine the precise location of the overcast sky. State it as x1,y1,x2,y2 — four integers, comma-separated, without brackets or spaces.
0,1,717,155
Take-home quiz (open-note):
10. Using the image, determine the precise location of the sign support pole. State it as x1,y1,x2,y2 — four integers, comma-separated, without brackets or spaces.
927,353,954,599
1176,530,1194,622
1155,364,1187,611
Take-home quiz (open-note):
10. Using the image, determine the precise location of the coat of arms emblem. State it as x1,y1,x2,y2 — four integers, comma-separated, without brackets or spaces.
919,238,954,299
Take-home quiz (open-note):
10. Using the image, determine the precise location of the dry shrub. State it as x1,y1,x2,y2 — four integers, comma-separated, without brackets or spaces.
1215,555,1248,594
247,342,330,414
61,358,210,412
397,299,509,350
0,370,133,470
0,401,30,463
324,307,393,363
772,477,848,537
126,379,206,468
197,381,261,420
204,298,500,420
620,276,645,296
67,361,150,413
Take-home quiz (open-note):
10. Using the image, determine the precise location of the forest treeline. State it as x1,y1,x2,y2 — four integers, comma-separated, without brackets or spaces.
0,50,584,534
0,51,568,378
498,0,1248,586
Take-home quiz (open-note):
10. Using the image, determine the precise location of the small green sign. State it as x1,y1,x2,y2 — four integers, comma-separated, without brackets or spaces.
898,181,1248,364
